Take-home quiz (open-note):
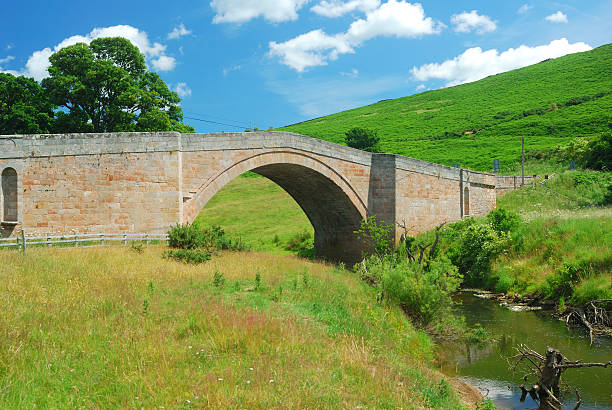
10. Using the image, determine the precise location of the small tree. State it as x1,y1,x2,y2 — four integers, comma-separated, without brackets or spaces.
345,127,380,152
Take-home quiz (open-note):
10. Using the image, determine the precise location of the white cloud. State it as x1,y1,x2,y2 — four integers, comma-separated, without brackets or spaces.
269,29,354,72
17,25,176,81
340,68,359,77
411,38,591,87
545,11,568,23
6,44,14,50
0,56,18,76
222,64,242,76
415,84,426,91
0,55,14,64
270,1,442,71
174,82,192,98
151,55,176,71
518,4,532,14
345,0,442,44
311,0,380,18
451,10,497,34
210,0,309,23
168,23,192,39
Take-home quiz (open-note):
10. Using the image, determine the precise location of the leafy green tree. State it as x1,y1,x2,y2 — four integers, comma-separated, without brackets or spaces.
345,127,380,152
583,135,612,171
0,73,55,134
42,37,194,133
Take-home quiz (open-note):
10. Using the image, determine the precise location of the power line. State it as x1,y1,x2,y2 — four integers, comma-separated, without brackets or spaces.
183,111,251,128
183,116,247,129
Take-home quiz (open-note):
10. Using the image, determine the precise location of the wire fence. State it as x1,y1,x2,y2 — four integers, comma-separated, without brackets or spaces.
0,231,169,254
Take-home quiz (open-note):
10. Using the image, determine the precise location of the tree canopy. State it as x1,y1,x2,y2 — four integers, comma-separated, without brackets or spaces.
345,127,380,152
40,37,194,133
0,73,55,134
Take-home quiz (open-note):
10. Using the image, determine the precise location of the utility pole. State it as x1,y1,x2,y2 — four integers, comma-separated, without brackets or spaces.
521,135,525,185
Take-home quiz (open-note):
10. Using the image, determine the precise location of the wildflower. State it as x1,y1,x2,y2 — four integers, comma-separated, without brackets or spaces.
269,379,274,383
249,367,254,371
188,346,192,349
247,380,251,384
218,378,223,381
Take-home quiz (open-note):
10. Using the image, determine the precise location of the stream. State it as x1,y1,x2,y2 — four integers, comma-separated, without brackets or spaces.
437,292,612,409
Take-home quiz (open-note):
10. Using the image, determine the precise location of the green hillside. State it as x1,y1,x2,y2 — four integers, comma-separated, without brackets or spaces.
280,44,612,173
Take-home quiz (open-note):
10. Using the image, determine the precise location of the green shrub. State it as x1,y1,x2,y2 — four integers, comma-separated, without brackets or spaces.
202,225,250,251
213,270,225,288
164,249,211,264
168,223,249,252
285,230,312,251
448,223,509,286
582,135,612,171
168,223,206,249
359,255,461,325
487,208,520,234
345,127,381,152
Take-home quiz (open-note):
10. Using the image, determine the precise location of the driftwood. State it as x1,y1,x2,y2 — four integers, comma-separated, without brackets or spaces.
508,345,612,410
562,299,611,344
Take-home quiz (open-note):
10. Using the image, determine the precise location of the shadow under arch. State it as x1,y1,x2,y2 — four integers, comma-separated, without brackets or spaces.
184,151,368,265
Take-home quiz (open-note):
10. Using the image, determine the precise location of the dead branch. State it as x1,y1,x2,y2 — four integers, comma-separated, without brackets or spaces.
508,345,611,410
428,222,446,259
417,243,431,265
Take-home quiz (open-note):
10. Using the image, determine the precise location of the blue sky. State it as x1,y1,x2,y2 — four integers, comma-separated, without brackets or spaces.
1,0,611,132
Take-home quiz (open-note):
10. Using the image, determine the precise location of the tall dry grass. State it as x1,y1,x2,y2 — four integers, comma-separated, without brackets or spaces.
0,246,466,408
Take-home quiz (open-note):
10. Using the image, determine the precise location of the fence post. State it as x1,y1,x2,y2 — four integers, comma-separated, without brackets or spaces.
21,229,26,255
146,233,150,246
46,235,51,247
101,233,105,246
75,233,79,247
123,233,127,246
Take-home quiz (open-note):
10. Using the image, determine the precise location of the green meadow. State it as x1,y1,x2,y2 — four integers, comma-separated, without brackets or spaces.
280,44,612,174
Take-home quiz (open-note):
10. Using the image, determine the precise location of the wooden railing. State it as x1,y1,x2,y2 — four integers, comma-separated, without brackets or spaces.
0,231,168,254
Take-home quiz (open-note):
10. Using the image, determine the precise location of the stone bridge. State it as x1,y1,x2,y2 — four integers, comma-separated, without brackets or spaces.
0,132,497,263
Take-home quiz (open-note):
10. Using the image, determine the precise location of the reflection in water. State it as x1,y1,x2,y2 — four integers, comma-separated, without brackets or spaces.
437,293,612,409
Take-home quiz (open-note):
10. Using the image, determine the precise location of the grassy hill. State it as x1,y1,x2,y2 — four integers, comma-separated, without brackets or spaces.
0,247,479,408
280,44,612,174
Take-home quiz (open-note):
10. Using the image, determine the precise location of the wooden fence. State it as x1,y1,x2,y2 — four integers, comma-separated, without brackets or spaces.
0,231,168,254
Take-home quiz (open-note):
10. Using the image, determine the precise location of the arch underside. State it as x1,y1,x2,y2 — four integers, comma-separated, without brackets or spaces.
253,164,364,264
187,151,367,265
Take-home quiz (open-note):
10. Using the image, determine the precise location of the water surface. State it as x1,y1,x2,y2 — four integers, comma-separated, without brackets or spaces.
438,293,612,409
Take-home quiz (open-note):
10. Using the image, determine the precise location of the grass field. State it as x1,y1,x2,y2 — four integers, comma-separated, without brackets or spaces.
0,246,479,408
279,44,612,174
195,173,313,253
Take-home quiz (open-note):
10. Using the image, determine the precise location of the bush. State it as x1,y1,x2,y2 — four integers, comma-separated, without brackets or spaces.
448,223,509,286
168,223,249,252
357,255,461,325
345,127,381,152
164,249,211,264
201,225,250,251
487,208,520,234
582,135,612,171
168,223,206,249
285,230,313,251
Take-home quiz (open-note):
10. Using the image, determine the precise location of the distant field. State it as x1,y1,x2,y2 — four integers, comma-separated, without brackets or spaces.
195,173,313,253
280,44,612,174
0,246,473,408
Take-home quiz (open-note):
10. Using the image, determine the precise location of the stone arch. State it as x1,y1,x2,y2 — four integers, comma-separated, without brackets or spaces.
184,151,367,264
1,167,18,223
463,186,470,216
